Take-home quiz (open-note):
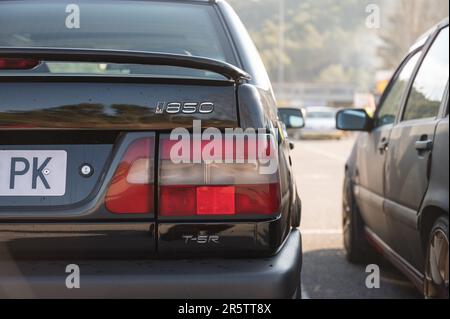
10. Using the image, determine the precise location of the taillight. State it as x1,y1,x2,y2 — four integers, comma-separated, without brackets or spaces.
159,135,280,217
105,137,154,214
0,58,40,70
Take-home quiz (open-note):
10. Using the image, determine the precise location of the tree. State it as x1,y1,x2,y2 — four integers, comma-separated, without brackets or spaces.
378,0,449,69
228,0,448,89
229,0,381,89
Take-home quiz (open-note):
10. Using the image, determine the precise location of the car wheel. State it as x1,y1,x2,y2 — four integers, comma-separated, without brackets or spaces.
342,176,374,263
424,216,449,299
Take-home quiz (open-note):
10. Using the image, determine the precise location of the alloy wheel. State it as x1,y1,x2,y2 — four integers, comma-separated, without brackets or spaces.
424,229,449,299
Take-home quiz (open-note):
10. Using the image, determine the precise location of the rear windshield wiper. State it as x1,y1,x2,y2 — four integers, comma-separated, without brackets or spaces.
0,47,251,83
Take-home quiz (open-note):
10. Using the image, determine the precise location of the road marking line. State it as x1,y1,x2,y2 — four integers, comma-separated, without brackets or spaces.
302,229,343,235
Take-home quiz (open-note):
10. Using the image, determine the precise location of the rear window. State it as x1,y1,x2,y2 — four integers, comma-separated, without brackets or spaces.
0,0,235,78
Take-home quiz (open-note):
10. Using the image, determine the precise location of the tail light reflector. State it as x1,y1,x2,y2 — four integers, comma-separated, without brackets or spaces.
105,138,154,214
159,135,280,217
197,186,236,215
0,58,40,70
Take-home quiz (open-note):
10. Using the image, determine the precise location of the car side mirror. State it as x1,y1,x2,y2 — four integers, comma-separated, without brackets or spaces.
278,108,305,129
336,109,372,131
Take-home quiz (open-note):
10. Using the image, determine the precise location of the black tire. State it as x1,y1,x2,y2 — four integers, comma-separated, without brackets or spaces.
342,176,375,263
424,216,449,299
291,193,301,228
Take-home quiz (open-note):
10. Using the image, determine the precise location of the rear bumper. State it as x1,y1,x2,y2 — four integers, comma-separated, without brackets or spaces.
0,229,302,299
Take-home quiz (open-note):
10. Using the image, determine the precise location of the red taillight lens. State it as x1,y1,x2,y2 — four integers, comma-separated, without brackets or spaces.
105,138,154,214
159,135,280,217
160,186,196,216
0,58,40,70
236,183,280,214
197,186,236,215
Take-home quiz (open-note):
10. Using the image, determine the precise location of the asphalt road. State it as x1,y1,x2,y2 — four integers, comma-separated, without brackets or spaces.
291,137,422,299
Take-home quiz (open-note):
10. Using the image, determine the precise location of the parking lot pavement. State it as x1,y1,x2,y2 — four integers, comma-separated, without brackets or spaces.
291,137,422,299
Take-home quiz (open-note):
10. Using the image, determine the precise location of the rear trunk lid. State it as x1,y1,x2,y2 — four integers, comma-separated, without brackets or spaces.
0,79,238,209
0,78,238,260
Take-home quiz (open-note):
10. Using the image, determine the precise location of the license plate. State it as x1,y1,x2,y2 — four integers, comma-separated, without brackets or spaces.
0,150,67,196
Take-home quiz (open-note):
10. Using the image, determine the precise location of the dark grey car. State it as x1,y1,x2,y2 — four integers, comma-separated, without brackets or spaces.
336,19,449,299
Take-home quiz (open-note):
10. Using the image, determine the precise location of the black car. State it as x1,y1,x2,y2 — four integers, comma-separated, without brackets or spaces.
0,0,302,298
337,19,449,299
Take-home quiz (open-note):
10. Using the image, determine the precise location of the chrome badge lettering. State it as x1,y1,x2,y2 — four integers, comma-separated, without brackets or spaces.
155,102,214,114
182,235,220,244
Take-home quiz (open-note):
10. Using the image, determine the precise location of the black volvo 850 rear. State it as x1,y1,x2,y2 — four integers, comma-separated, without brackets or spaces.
0,0,302,298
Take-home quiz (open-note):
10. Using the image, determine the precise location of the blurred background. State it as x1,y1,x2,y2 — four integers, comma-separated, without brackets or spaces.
229,0,449,112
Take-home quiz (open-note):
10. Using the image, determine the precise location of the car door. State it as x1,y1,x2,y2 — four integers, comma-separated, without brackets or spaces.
355,50,421,243
384,26,449,270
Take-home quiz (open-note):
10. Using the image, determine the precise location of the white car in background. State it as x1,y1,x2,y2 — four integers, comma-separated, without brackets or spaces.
300,106,344,140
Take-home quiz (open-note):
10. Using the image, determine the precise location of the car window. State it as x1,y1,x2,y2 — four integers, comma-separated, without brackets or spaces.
375,51,421,128
0,1,234,79
402,27,449,121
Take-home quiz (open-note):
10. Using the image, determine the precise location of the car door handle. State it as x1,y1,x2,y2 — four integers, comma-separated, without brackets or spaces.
289,141,295,150
378,138,389,152
415,140,433,151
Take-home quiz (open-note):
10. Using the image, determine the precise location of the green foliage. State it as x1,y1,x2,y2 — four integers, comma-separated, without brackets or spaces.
378,0,449,69
228,0,448,89
228,0,380,88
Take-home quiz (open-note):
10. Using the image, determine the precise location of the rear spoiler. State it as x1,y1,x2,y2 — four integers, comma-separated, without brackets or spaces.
0,47,251,83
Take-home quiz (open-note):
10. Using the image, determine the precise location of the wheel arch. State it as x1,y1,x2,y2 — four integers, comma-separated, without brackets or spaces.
419,205,449,252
